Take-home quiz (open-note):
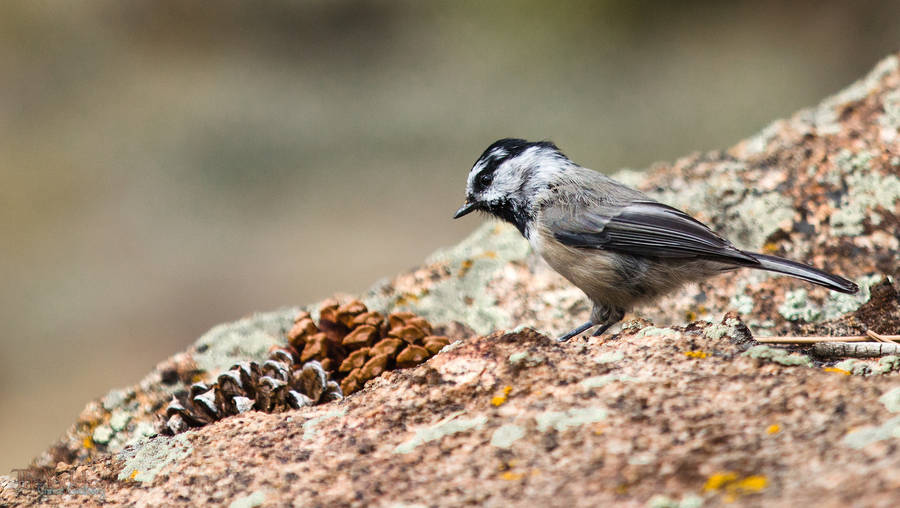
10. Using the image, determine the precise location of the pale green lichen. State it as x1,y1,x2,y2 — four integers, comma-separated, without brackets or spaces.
302,408,347,440
741,119,783,156
779,275,882,323
394,411,487,454
366,222,530,335
594,351,625,364
881,386,900,413
635,327,681,339
581,374,635,389
821,275,883,319
778,289,820,322
703,319,750,343
118,433,193,482
743,345,812,367
704,323,730,341
123,422,158,448
707,314,755,344
193,308,298,374
842,386,900,449
102,389,133,412
873,356,900,375
611,168,648,188
110,411,131,432
535,407,607,432
508,351,545,365
647,160,794,252
728,191,795,250
878,89,900,143
729,293,755,315
813,55,899,135
490,424,526,448
628,453,655,466
229,490,267,508
843,415,900,449
835,359,869,376
829,150,900,236
509,324,539,334
439,339,465,354
540,287,590,327
92,425,114,445
647,494,704,508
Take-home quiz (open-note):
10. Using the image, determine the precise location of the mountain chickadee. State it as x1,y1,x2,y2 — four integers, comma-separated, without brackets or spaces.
453,138,859,341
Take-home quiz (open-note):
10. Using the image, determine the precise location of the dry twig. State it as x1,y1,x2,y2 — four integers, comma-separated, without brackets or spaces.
811,341,900,358
757,334,900,344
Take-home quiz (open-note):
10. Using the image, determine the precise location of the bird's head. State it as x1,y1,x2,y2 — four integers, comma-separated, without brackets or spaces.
453,138,569,235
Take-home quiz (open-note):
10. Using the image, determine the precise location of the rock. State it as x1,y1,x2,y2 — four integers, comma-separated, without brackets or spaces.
8,51,900,508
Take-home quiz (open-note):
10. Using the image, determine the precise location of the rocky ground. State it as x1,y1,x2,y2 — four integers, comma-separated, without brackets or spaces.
2,53,899,507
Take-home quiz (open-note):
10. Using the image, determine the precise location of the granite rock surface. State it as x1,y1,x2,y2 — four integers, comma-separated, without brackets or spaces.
3,52,900,507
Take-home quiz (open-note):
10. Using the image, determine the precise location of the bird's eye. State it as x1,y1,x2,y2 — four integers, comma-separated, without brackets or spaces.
477,171,493,189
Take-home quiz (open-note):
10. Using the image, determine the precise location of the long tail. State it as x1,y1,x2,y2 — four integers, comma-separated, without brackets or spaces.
749,253,859,294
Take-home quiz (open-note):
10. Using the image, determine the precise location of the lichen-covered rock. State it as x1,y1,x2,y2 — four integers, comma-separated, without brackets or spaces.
7,51,900,508
363,57,900,343
7,322,900,507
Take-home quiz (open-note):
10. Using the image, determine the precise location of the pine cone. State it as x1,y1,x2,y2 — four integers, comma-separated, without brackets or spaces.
160,299,455,434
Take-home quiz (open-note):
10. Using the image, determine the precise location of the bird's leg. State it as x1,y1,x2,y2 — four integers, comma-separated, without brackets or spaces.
591,321,617,336
590,306,625,337
557,321,594,342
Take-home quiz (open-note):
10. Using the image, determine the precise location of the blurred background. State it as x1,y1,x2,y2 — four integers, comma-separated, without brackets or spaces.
1,0,898,472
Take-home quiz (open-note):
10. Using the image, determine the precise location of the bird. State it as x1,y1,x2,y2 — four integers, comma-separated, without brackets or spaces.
453,138,859,341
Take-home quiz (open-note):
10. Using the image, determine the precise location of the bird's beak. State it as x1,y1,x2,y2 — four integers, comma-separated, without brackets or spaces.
453,201,477,219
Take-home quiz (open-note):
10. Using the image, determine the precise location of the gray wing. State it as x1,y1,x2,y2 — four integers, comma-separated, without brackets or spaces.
546,200,759,265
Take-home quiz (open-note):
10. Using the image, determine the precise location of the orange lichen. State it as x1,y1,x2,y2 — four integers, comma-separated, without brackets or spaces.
762,242,779,254
491,385,513,407
704,471,768,501
458,259,475,278
684,350,709,359
500,471,525,481
393,292,422,306
824,367,851,375
703,472,738,492
766,424,781,435
737,475,768,492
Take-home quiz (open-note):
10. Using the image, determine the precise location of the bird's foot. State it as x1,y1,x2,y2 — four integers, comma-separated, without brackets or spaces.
557,321,594,342
592,322,614,337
